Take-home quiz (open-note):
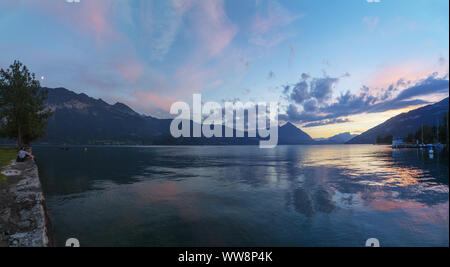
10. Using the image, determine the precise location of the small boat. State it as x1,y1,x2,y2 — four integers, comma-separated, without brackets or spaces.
428,144,434,157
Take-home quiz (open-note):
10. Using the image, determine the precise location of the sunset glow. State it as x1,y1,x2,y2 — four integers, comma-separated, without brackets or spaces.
0,0,448,138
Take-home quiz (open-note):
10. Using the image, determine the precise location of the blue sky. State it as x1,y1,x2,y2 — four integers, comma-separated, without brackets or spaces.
0,0,448,137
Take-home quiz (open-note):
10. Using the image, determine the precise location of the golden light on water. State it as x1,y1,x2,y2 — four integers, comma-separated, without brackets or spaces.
301,145,426,187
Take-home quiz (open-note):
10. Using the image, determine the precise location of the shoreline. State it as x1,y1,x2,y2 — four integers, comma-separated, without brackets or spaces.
0,158,52,247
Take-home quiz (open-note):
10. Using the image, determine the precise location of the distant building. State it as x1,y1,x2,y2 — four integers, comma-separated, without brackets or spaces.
392,138,404,148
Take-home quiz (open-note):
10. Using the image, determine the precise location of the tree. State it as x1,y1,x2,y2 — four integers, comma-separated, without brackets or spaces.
0,60,52,146
439,112,449,144
414,125,437,144
376,135,393,144
404,133,415,143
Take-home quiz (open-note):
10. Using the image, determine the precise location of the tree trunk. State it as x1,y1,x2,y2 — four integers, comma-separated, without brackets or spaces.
18,125,23,147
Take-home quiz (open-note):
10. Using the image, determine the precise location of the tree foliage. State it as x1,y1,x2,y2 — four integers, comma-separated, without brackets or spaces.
376,135,393,144
439,112,449,144
0,60,52,146
403,112,449,144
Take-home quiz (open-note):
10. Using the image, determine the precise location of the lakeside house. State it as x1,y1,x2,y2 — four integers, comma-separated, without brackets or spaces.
392,138,404,148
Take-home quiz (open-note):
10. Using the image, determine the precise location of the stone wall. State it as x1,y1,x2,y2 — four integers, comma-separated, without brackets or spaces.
0,158,51,247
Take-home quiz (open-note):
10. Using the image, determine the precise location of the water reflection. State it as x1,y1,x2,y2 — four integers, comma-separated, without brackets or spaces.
35,145,449,246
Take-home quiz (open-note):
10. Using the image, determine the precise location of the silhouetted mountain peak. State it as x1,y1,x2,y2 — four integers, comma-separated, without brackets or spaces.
278,122,313,144
281,122,302,132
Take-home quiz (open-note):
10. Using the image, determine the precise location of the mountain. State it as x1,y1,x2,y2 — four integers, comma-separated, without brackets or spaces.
327,132,358,143
347,97,449,144
315,132,358,144
37,87,314,145
43,87,171,144
278,122,314,144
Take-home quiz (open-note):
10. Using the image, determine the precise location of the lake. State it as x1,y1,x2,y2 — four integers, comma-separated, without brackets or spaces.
34,145,449,247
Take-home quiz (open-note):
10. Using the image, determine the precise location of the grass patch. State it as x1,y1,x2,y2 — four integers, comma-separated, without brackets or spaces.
0,147,16,184
0,147,16,168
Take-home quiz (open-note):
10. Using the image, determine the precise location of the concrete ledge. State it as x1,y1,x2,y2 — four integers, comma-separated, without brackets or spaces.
0,159,51,247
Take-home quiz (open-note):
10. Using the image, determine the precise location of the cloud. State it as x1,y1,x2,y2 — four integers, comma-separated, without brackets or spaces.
280,73,449,126
282,104,306,121
282,85,291,94
194,0,238,57
249,0,303,47
303,98,318,112
21,0,238,115
290,44,296,57
284,73,344,105
286,73,313,104
438,55,447,66
280,104,340,126
341,72,351,78
126,0,238,113
310,76,339,102
290,81,310,104
288,44,296,67
124,0,185,61
22,0,120,43
366,59,448,89
362,16,379,29
321,87,425,116
301,73,311,80
390,73,449,101
303,118,350,128
130,91,176,111
115,0,237,61
116,58,143,83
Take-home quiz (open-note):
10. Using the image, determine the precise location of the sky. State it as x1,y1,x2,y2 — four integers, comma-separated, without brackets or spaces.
0,0,449,138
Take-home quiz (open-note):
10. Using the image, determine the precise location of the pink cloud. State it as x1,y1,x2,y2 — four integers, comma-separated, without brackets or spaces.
85,4,111,38
368,60,449,90
22,0,120,43
115,0,237,114
117,59,143,83
251,10,300,34
173,0,194,14
126,60,226,113
4,0,239,116
132,91,177,112
188,0,238,58
120,0,238,114
249,0,303,47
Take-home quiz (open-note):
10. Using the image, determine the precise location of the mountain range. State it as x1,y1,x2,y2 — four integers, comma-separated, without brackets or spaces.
347,97,449,144
3,87,447,145
315,132,358,144
41,87,315,145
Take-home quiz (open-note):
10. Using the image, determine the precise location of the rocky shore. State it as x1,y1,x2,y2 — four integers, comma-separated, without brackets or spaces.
0,158,52,247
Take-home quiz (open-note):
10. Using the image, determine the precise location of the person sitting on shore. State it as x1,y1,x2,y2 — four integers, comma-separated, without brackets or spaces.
16,146,34,162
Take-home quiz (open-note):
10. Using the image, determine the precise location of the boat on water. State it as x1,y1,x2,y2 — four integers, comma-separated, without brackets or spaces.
392,141,441,150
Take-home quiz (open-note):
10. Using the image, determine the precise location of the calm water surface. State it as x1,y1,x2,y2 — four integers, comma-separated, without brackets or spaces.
34,145,449,247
